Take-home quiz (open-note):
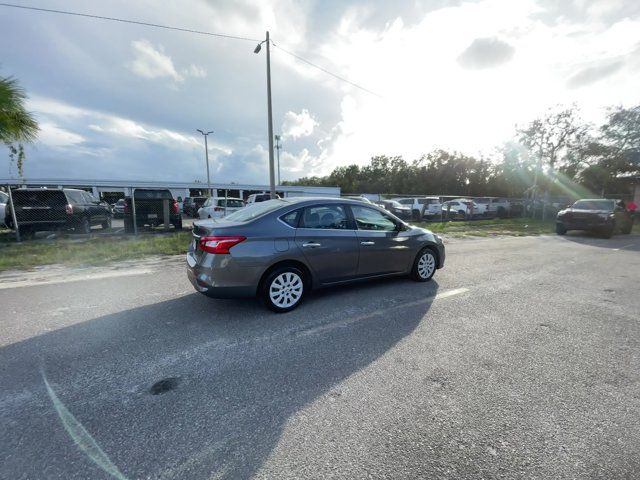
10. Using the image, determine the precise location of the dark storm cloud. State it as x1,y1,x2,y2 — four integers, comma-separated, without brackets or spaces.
457,37,515,70
567,60,624,88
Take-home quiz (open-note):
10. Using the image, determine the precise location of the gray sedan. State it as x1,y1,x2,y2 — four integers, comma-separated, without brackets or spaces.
186,197,445,312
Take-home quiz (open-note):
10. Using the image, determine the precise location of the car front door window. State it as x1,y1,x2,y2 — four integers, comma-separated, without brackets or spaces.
350,205,396,231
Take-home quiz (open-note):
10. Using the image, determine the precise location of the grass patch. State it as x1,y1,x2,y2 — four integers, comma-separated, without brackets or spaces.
415,218,556,238
0,231,192,272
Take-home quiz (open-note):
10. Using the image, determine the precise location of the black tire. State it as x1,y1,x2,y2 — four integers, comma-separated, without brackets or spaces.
78,217,91,235
555,223,567,235
124,218,134,234
602,223,615,238
621,222,632,234
412,209,421,221
497,207,506,219
261,266,306,313
173,219,183,230
18,225,34,240
102,216,112,230
410,247,437,282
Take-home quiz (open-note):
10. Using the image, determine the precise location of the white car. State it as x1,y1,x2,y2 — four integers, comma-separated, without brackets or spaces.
474,197,510,218
198,197,245,219
247,193,280,204
442,199,486,218
0,191,8,227
393,197,442,219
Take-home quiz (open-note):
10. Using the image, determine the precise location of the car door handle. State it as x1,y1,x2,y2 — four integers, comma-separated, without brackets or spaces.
302,242,322,248
360,241,375,246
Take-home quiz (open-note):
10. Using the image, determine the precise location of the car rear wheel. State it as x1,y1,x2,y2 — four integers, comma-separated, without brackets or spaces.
78,217,91,234
603,223,614,238
262,267,305,313
102,216,112,230
621,222,632,234
411,248,436,282
173,219,183,230
555,223,567,235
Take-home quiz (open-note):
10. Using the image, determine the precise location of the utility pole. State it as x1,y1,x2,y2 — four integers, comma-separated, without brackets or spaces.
254,31,277,199
196,129,213,196
275,134,281,185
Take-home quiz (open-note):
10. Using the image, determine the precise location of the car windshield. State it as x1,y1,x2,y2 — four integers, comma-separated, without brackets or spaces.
224,199,286,222
572,200,614,210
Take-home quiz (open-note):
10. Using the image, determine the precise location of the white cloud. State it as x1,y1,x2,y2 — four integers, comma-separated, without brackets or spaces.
129,39,183,82
182,64,208,79
37,122,85,147
281,109,318,139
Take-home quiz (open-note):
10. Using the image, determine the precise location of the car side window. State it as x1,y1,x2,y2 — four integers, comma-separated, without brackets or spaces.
280,209,300,228
398,199,412,205
299,205,348,229
351,205,397,231
66,191,84,204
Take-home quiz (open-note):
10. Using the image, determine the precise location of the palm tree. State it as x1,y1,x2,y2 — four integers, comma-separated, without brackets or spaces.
0,76,39,177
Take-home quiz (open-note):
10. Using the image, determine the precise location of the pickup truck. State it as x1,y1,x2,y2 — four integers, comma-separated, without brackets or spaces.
475,197,511,218
123,189,182,232
4,188,112,237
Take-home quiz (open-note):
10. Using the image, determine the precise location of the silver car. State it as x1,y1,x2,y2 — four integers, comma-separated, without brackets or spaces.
186,197,445,312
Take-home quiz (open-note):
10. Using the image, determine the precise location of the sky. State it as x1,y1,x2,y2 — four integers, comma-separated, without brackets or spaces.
1,0,639,185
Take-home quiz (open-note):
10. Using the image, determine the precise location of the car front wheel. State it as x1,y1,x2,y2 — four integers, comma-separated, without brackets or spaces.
262,267,306,312
556,223,567,235
411,248,437,282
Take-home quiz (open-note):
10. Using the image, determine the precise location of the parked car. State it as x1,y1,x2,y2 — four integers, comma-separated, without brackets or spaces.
442,199,485,218
556,199,633,237
123,189,182,232
187,197,445,312
393,197,442,219
342,195,373,204
379,200,412,219
183,196,207,217
111,199,126,218
0,191,8,227
198,197,245,219
4,188,112,237
474,197,510,218
247,193,280,204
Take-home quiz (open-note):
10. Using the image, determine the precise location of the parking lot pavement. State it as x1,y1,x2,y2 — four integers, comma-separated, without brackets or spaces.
1,233,639,479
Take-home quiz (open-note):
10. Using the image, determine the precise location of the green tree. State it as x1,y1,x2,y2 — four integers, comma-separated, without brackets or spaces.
0,76,39,177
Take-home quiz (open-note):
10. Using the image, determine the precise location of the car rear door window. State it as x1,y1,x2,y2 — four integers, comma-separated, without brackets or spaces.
66,191,85,204
351,205,397,231
300,205,349,229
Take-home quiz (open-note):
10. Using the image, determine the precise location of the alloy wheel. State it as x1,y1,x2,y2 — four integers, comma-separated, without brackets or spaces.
269,272,304,309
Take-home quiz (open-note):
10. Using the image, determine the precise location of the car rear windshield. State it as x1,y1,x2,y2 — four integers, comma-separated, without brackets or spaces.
217,199,244,208
134,190,173,200
12,189,67,207
224,199,286,222
573,200,614,210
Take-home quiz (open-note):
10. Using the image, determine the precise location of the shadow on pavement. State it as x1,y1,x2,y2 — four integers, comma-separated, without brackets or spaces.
559,231,640,251
0,278,439,479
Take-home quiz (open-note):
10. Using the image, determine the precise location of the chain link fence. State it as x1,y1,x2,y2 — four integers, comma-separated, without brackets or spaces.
1,185,189,243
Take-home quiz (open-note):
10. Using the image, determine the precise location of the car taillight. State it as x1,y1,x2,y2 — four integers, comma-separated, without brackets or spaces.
123,201,130,214
65,204,73,215
199,236,246,254
172,200,179,214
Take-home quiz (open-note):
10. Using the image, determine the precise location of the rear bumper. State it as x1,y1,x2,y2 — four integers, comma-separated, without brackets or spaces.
186,250,260,299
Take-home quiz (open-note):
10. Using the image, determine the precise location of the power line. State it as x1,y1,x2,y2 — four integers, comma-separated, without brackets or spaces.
0,3,381,97
272,41,382,98
0,3,260,42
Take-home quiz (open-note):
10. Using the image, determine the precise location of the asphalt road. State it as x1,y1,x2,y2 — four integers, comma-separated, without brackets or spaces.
1,233,639,479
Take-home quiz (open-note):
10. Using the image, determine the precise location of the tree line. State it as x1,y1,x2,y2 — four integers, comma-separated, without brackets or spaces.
285,105,640,199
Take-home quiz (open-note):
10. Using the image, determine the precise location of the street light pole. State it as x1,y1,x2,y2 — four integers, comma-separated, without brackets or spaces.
254,31,277,199
275,134,281,185
197,129,214,196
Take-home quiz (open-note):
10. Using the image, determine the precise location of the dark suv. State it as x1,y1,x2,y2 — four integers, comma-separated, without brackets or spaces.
5,188,112,237
556,199,633,237
123,189,182,232
183,196,207,217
